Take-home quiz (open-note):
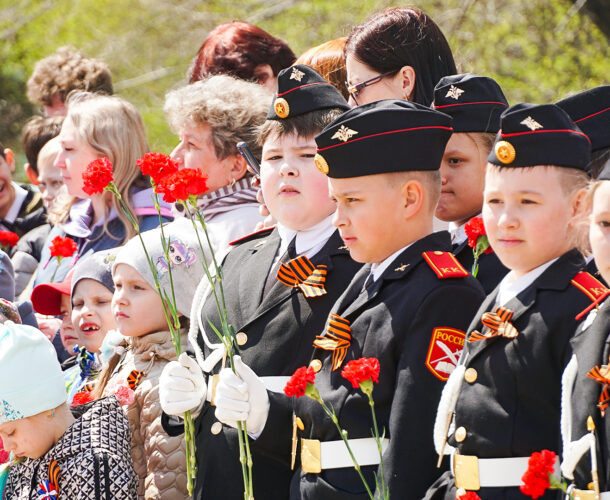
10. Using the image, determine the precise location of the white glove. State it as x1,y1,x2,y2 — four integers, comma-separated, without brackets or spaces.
214,356,270,438
160,352,207,418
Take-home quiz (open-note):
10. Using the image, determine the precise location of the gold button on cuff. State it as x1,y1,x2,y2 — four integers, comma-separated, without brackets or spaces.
211,422,222,435
464,368,478,384
236,332,248,346
455,426,467,442
309,359,322,372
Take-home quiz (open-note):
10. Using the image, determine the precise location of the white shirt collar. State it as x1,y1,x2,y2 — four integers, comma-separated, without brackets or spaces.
276,214,336,260
496,257,559,307
370,243,413,282
2,182,28,224
449,221,467,246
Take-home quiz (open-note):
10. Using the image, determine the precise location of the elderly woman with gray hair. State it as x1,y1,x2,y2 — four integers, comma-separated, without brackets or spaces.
164,75,271,252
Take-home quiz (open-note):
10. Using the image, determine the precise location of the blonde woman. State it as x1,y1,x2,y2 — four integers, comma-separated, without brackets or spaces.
33,92,173,286
164,75,271,252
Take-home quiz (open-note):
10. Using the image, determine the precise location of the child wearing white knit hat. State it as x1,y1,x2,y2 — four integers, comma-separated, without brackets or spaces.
92,219,206,500
0,322,137,498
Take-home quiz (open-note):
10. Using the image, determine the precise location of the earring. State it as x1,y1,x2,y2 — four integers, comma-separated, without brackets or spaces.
231,178,236,187
50,409,55,417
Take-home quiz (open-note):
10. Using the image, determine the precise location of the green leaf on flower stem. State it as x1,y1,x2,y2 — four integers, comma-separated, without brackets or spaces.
475,235,490,255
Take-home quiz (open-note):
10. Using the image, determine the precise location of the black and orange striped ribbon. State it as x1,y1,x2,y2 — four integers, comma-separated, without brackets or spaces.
277,255,327,297
127,369,144,390
587,365,610,417
48,459,61,494
312,313,351,370
469,306,518,342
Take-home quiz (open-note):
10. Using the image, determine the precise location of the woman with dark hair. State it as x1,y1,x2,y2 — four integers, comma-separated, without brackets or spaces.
344,7,456,107
187,20,296,91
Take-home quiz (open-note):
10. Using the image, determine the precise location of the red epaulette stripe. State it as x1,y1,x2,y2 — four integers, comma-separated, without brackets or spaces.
229,226,277,246
574,107,609,123
276,81,327,97
422,251,469,279
317,126,453,152
571,271,608,302
500,128,591,143
434,101,508,110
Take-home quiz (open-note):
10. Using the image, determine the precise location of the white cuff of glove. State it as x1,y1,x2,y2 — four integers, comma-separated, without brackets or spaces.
214,355,270,438
160,352,207,418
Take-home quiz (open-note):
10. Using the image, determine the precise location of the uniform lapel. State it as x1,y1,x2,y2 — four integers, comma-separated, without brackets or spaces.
237,229,282,321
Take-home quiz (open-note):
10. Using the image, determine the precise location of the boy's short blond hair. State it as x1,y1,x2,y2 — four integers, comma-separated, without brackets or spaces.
37,136,61,173
164,75,272,162
27,47,113,106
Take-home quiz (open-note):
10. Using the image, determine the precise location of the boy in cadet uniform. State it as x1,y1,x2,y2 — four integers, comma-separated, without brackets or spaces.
433,74,509,294
427,103,604,500
560,160,610,499
159,65,362,500
212,99,486,499
557,85,610,282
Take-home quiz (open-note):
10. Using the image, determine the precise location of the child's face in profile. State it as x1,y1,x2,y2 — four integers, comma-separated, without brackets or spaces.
112,264,167,337
329,173,410,264
71,279,115,352
261,133,336,231
589,181,610,284
483,165,575,277
59,293,78,353
37,159,64,211
436,133,487,225
0,155,16,219
0,412,57,459
55,117,100,198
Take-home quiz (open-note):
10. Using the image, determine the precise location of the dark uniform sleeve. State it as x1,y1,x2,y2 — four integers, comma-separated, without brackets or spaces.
383,283,484,499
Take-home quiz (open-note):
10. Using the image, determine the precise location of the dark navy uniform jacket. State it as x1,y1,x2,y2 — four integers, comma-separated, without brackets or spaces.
453,239,508,295
567,298,610,491
256,231,485,500
189,227,362,500
426,250,594,500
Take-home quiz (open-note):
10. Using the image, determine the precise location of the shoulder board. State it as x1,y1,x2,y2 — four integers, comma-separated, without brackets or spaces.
422,251,469,279
229,225,276,247
571,271,610,320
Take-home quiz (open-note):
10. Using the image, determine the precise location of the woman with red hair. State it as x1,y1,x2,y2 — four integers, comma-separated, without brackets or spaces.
187,21,296,92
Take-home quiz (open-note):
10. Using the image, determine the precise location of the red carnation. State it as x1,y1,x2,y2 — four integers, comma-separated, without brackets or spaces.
464,217,493,255
136,152,178,185
284,366,317,398
0,437,9,465
520,449,557,499
71,391,94,407
341,357,380,394
155,168,208,203
457,493,481,500
0,230,19,250
49,236,78,259
82,157,114,195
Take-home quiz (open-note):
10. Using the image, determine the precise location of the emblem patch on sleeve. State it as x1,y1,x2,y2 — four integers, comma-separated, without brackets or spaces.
426,327,466,381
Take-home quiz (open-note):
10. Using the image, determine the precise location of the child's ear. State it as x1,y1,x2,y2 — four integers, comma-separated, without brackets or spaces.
402,179,424,219
3,149,15,173
24,163,39,185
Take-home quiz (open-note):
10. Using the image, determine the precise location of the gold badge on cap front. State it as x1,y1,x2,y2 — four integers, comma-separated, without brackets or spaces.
495,140,516,164
314,154,329,175
274,98,290,118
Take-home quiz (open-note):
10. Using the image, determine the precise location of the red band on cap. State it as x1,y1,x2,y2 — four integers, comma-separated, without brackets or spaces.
574,107,610,123
500,128,591,144
317,126,453,151
434,101,508,110
276,81,328,97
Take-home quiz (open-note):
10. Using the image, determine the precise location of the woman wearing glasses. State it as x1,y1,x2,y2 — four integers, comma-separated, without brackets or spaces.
345,7,456,107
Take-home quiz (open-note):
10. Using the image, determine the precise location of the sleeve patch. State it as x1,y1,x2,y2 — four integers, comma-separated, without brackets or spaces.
422,251,469,279
426,327,466,381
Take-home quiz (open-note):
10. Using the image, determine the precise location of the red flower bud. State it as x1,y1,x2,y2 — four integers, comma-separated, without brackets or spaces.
82,157,114,195
49,236,78,259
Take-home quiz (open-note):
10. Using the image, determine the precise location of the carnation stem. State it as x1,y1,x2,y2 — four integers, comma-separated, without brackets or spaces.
316,400,375,500
367,394,389,500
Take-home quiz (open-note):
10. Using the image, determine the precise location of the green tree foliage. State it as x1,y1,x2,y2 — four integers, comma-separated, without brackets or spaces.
0,0,608,163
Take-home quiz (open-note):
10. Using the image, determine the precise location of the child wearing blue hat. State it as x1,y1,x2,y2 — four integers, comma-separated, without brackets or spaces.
0,322,137,498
